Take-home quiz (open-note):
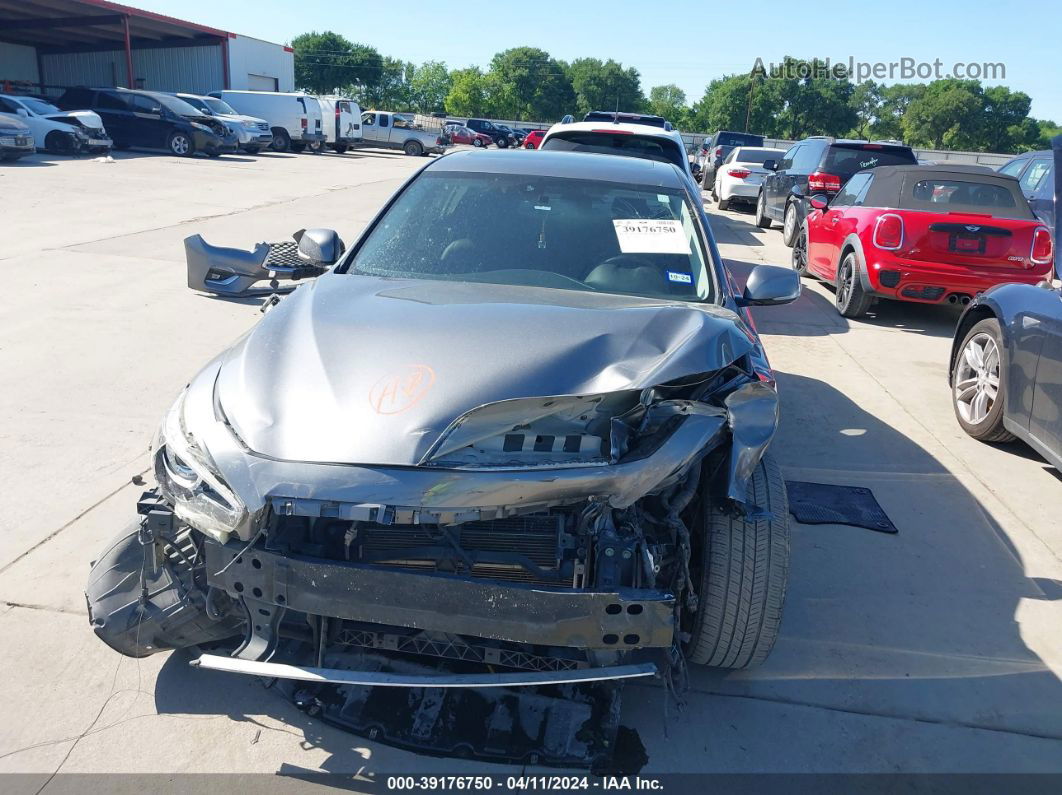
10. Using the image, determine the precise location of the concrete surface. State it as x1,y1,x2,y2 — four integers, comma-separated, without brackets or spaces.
0,149,1059,782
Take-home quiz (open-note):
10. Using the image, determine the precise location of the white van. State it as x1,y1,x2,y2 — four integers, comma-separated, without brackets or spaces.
316,96,362,154
207,90,324,153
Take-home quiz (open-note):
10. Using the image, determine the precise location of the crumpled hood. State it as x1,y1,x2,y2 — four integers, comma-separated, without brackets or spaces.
216,274,755,465
45,109,104,129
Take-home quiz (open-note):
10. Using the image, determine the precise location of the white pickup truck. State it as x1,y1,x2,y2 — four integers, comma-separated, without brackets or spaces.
357,110,449,156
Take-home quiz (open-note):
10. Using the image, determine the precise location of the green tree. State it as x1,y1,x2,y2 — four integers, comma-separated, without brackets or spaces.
486,47,575,121
361,57,414,109
291,31,382,95
768,57,856,139
568,58,645,117
869,83,925,141
690,73,775,136
902,79,984,149
849,81,883,139
979,85,1035,152
409,61,452,114
648,84,689,126
1033,119,1062,149
445,67,488,116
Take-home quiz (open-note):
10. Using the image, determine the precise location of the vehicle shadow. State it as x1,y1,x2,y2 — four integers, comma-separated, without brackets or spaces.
0,156,56,167
624,369,1062,756
725,258,962,340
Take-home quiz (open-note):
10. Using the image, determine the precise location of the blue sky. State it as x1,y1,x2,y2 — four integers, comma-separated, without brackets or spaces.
134,0,1062,121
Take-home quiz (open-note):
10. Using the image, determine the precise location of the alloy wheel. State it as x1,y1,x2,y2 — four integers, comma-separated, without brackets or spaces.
792,229,807,273
954,333,1001,425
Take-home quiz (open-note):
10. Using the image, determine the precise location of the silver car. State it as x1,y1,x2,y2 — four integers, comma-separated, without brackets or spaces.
86,150,800,763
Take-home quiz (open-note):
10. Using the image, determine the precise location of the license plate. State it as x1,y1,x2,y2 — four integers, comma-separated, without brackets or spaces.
955,235,983,252
87,139,109,146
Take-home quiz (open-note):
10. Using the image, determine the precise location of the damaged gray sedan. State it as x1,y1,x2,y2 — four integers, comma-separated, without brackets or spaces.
87,150,799,758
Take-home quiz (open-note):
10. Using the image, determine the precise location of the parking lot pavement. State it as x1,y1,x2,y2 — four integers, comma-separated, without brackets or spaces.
0,153,1059,778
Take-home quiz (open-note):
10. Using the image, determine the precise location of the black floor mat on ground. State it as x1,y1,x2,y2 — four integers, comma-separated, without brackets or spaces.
785,481,898,534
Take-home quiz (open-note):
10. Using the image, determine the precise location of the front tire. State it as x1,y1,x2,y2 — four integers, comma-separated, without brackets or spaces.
755,191,773,229
952,318,1014,442
473,138,484,147
782,202,799,246
270,129,291,153
167,131,193,157
835,251,873,318
45,130,78,156
685,454,789,668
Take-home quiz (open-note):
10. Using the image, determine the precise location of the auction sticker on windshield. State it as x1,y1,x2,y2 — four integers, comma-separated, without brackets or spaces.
613,219,689,254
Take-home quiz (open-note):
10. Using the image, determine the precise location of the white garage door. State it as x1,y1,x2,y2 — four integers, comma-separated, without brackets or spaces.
247,73,278,92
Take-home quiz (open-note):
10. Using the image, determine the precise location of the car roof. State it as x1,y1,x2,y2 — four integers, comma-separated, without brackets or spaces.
864,163,1007,179
544,120,686,147
428,148,686,188
804,137,912,148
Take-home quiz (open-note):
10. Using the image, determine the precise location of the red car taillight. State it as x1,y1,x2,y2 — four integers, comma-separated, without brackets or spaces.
808,171,842,193
300,118,307,130
1031,226,1053,265
713,146,723,158
728,168,751,178
873,213,904,250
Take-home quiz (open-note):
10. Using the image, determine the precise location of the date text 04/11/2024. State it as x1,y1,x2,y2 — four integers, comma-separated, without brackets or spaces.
385,776,665,791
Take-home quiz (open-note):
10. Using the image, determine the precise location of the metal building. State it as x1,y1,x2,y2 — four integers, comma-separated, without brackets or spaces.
0,0,294,96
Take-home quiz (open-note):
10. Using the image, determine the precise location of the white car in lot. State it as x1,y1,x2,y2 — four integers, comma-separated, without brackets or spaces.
208,90,325,153
540,111,699,193
0,93,111,155
710,147,786,211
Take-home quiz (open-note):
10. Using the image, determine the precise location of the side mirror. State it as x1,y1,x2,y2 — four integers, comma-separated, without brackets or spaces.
16,108,28,117
809,194,829,211
294,228,345,267
762,159,777,171
736,264,801,307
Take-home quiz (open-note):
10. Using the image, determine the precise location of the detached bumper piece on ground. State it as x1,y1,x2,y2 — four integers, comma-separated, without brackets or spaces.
185,228,343,296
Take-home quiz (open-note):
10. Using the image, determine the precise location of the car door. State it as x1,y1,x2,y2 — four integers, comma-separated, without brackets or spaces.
128,94,169,148
808,173,865,276
94,91,133,145
1026,286,1062,460
765,144,801,219
1023,160,1055,229
1017,157,1052,205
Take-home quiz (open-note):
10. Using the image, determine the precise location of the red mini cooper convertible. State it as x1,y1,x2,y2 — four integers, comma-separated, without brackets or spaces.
792,164,1054,318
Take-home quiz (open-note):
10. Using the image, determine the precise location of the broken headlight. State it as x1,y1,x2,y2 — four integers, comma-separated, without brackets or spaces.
153,390,246,544
421,392,641,469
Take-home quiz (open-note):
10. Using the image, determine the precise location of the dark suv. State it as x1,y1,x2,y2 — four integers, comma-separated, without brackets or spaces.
757,137,917,246
465,118,513,148
56,87,236,157
998,150,1055,231
699,131,765,190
